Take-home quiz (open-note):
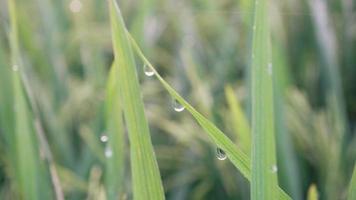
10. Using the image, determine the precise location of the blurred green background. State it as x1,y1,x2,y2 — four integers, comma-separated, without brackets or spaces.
0,0,355,199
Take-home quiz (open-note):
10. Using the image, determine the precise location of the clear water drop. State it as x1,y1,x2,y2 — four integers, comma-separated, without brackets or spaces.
216,148,227,160
105,145,113,158
144,64,154,77
172,99,185,112
12,65,19,71
271,165,278,173
100,134,108,143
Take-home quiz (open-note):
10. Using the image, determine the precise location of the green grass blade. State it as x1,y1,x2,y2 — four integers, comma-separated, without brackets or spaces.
273,39,302,199
348,165,356,200
108,1,164,199
12,70,45,200
105,65,125,199
224,85,251,154
127,33,291,200
250,0,278,199
8,0,57,199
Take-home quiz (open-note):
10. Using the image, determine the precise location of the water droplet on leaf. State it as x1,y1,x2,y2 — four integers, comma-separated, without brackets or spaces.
144,64,154,77
172,99,185,112
100,134,108,143
216,148,227,160
271,165,278,173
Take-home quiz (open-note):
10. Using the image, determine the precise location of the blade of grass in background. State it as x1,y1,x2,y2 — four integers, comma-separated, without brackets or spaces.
128,33,291,200
8,0,60,199
224,85,251,154
250,0,278,199
0,25,17,200
0,32,15,163
12,65,52,200
309,0,347,198
105,65,125,199
348,165,356,200
272,38,302,199
108,1,164,199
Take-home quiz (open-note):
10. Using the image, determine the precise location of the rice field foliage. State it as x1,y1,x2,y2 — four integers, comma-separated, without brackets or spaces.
0,0,355,199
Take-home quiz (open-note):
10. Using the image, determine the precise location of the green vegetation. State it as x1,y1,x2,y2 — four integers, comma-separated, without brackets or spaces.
0,0,355,199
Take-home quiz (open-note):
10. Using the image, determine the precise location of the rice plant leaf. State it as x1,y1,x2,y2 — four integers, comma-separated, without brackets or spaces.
273,39,302,199
224,85,251,154
105,64,125,199
12,70,46,200
127,33,291,200
348,165,356,200
108,1,164,200
250,0,279,199
8,0,53,199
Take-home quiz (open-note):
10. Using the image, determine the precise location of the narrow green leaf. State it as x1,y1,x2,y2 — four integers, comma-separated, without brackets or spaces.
127,33,291,200
224,85,251,154
12,71,44,200
250,0,278,199
273,39,302,199
348,165,356,200
108,1,164,200
8,0,56,199
105,65,125,199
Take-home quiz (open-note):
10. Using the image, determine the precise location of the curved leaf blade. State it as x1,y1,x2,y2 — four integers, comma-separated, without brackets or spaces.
127,32,291,200
108,1,165,199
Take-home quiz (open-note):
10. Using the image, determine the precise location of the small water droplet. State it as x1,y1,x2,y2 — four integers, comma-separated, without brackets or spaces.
253,25,256,31
100,135,108,143
105,146,113,158
216,148,227,160
268,63,273,75
271,165,278,173
12,65,18,71
172,99,185,112
144,64,154,77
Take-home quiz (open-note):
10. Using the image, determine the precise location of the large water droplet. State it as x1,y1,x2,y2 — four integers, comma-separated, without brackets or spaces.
271,165,278,173
216,148,227,160
172,99,185,112
100,134,108,143
105,146,113,158
144,64,154,77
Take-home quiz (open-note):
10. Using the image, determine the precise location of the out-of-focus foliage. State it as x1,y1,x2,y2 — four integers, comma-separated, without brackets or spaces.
0,0,355,199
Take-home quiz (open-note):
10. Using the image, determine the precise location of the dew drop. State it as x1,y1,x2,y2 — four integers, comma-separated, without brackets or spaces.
271,165,278,173
105,146,113,158
100,134,108,143
144,64,154,77
216,148,227,160
12,65,19,71
172,99,185,112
